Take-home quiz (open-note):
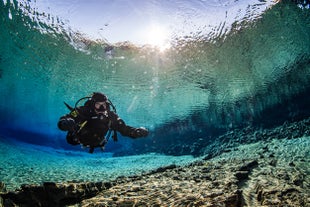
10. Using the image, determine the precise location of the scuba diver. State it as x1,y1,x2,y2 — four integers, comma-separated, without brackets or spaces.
58,92,149,153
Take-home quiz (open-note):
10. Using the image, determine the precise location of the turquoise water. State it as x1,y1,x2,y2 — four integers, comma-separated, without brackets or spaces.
0,137,199,191
0,0,310,190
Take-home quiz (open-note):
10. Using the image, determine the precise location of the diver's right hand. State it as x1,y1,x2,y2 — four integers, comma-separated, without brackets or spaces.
58,118,76,132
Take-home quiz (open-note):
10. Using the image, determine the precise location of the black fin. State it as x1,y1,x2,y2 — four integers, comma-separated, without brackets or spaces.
89,147,94,153
113,130,118,141
64,102,74,111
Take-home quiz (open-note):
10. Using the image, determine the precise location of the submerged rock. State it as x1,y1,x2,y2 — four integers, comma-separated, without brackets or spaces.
0,182,5,193
0,181,113,206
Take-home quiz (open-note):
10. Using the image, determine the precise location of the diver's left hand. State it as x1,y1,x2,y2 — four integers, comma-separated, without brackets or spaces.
135,127,149,137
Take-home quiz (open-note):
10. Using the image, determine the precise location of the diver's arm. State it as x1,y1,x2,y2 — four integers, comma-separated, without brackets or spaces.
110,112,149,138
118,120,148,138
57,107,85,131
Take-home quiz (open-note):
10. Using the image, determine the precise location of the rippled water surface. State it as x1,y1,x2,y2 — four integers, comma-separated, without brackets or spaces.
0,0,309,154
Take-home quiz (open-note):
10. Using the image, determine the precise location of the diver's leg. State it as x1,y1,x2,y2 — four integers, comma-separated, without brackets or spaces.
89,147,94,153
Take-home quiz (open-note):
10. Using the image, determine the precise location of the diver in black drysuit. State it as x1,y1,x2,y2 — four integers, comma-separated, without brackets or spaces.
58,92,149,153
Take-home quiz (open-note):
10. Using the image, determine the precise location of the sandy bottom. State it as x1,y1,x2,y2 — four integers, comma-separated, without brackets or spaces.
0,138,200,191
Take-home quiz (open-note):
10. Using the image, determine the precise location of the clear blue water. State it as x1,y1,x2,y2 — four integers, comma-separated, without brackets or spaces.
0,0,309,190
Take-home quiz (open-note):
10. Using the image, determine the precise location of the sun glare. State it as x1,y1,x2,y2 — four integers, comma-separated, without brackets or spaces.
146,25,171,51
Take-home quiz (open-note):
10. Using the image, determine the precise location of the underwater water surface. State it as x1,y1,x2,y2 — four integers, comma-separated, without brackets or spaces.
0,0,310,192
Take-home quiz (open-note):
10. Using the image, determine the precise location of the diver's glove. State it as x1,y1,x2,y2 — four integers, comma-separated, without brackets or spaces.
58,118,76,132
132,127,149,138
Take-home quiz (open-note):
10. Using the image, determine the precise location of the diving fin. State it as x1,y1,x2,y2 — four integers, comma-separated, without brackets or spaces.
64,102,74,111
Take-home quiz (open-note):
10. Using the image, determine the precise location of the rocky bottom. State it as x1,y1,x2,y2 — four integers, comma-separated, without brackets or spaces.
1,135,309,207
